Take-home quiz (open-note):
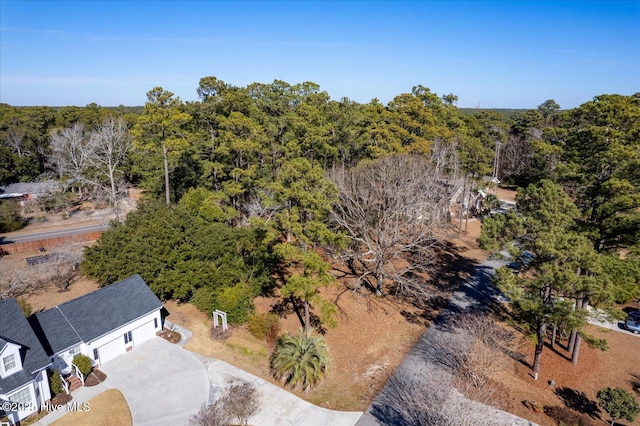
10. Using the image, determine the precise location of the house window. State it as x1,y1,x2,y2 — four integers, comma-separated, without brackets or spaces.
124,331,133,344
154,318,158,329
93,349,99,360
9,387,32,407
3,354,16,371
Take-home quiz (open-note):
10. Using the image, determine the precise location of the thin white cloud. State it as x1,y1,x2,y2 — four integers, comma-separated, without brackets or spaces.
0,26,354,48
1,74,156,86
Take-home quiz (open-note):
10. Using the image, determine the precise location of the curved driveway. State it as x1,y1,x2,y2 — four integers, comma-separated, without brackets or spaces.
35,338,209,426
99,338,209,425
194,353,363,426
36,337,362,425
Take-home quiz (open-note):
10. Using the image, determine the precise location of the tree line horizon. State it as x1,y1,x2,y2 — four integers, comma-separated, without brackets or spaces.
1,78,638,381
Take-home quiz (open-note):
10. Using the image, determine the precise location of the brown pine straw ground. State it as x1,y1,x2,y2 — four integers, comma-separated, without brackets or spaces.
9,188,640,424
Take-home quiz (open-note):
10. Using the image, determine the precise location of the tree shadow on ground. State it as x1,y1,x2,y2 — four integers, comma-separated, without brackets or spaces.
400,295,450,325
270,296,327,335
431,241,480,293
555,386,601,419
391,240,488,325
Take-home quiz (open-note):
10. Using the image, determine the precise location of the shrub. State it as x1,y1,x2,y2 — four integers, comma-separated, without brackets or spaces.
221,381,260,426
582,333,608,351
248,312,280,345
214,283,254,324
191,286,216,313
543,405,595,426
188,381,261,426
49,370,64,395
597,387,640,425
189,400,228,426
72,354,93,376
0,202,25,233
270,330,330,391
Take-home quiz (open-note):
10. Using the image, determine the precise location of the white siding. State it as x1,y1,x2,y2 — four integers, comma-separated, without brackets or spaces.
132,320,156,343
51,344,82,374
2,383,37,424
35,369,51,405
0,343,22,378
87,310,161,367
95,337,126,365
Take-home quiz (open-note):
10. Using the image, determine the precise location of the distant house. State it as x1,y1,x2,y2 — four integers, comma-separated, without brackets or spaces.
0,180,60,202
0,275,163,424
0,300,52,425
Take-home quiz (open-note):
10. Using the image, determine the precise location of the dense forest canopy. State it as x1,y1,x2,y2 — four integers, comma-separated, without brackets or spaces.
2,79,639,332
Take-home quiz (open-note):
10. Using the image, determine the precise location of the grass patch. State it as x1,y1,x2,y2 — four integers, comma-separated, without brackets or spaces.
224,342,269,361
50,389,131,426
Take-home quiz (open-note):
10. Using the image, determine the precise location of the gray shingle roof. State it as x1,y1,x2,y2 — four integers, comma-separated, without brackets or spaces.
47,275,162,343
0,180,59,196
31,308,82,356
0,299,51,393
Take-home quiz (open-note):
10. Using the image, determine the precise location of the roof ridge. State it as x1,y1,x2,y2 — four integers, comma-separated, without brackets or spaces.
56,275,139,310
54,305,83,343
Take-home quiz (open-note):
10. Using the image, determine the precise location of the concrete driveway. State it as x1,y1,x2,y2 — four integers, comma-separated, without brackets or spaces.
35,336,362,426
195,354,363,426
35,338,209,426
99,338,209,425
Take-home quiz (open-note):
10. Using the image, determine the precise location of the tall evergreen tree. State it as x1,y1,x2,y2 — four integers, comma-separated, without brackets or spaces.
132,87,191,206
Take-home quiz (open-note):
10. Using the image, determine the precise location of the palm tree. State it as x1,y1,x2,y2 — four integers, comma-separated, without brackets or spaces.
270,329,330,391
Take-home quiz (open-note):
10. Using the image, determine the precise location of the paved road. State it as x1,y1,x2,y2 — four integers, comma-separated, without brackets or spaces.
587,309,640,337
0,223,109,243
357,257,535,426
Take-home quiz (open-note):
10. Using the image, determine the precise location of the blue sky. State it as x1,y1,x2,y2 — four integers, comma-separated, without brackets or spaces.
1,1,638,109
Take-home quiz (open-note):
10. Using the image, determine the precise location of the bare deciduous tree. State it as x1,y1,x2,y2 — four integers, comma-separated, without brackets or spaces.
88,117,132,221
48,123,92,188
245,192,281,222
374,369,475,426
32,248,83,291
221,381,260,426
422,312,514,405
47,118,132,219
371,313,518,425
188,381,260,426
189,400,228,426
0,265,39,300
329,154,451,297
430,138,460,182
5,128,28,157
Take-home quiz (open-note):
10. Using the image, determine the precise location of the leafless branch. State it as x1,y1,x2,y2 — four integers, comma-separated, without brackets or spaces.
188,400,228,426
31,247,83,291
220,381,260,426
329,154,450,297
0,264,40,300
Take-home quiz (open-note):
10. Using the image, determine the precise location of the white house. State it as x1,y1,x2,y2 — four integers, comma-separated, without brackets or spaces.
1,275,163,424
33,275,163,371
0,300,52,425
